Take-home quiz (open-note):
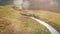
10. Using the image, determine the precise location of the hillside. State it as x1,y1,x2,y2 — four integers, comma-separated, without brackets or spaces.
22,10,60,33
0,6,51,34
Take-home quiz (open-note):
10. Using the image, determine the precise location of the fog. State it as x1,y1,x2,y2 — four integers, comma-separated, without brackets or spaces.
27,0,60,10
0,0,60,12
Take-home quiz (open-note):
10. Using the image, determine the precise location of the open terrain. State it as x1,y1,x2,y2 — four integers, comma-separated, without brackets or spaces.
22,10,60,33
0,6,51,34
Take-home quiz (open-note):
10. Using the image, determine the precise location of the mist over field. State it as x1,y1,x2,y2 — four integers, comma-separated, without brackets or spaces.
0,0,60,11
28,0,60,11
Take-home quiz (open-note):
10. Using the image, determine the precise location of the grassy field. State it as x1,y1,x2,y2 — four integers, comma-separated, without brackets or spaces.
0,6,51,34
23,10,60,33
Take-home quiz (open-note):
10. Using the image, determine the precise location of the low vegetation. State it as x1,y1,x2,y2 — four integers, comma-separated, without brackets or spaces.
24,10,60,33
0,6,51,34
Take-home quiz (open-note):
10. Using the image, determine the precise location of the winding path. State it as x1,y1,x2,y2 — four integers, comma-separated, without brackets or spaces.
13,0,59,33
31,17,59,34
